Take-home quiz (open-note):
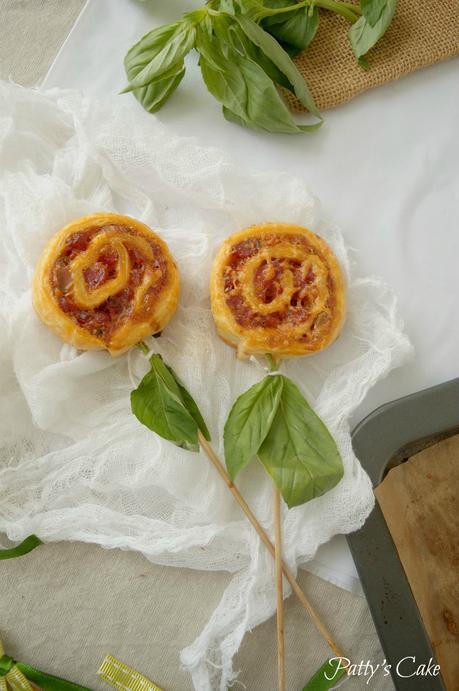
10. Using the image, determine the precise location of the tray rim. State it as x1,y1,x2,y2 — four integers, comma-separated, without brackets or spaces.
347,377,459,691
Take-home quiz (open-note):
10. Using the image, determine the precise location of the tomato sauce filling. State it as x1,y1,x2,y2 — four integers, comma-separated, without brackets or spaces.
224,234,335,335
51,225,168,341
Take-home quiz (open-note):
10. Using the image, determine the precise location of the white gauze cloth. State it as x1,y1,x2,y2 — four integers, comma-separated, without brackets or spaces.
0,82,412,691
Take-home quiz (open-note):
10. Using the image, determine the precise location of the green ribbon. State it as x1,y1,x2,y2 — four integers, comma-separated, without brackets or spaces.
13,663,92,691
0,655,14,676
0,645,91,691
0,536,43,561
302,658,347,690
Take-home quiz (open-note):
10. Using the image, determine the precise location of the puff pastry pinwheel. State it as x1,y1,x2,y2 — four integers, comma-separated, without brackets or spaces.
210,223,346,358
33,213,180,355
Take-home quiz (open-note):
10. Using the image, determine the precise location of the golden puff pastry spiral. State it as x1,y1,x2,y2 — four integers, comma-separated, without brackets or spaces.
210,223,346,358
33,213,180,355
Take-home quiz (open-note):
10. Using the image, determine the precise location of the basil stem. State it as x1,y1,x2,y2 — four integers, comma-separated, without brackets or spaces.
0,534,43,560
260,0,361,23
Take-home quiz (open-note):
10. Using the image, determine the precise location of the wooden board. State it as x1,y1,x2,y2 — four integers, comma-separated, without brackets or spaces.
375,434,459,691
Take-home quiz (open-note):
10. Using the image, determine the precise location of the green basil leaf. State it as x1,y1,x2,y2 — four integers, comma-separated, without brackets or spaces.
231,56,313,132
349,0,396,59
197,26,252,118
131,67,186,113
223,105,266,131
302,658,347,690
125,22,181,73
246,45,293,90
360,0,387,26
131,354,199,452
224,375,284,479
165,364,211,441
199,49,246,120
0,534,43,560
124,22,186,112
198,27,320,134
223,104,321,134
124,19,196,92
234,15,321,117
258,375,343,508
229,22,293,90
262,1,319,55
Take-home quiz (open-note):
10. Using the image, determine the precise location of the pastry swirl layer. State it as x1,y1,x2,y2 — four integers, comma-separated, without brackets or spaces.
33,213,180,354
210,223,346,358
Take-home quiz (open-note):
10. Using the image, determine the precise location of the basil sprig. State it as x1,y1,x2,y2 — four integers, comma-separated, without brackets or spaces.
197,15,322,133
224,373,343,508
131,352,210,452
124,3,323,133
124,0,397,132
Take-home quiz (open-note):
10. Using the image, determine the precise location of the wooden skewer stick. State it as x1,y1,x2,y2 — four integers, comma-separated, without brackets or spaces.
273,485,286,691
197,431,345,660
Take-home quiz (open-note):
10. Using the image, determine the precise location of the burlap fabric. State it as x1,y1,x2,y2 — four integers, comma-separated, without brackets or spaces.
287,0,459,111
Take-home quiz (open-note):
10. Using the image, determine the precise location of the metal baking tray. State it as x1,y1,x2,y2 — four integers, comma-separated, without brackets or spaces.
347,378,459,691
